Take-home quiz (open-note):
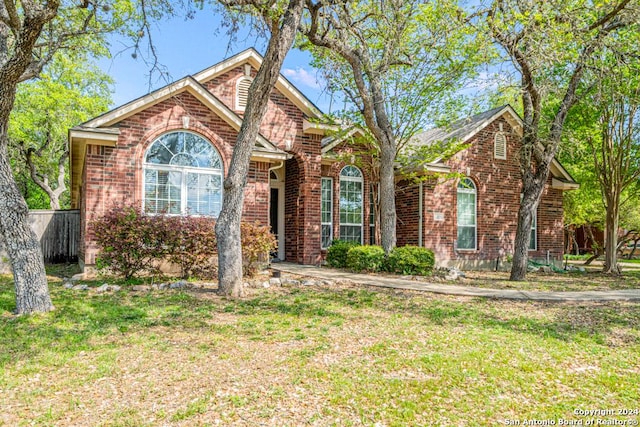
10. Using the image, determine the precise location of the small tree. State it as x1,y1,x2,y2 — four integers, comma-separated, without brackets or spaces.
586,54,640,273
9,55,112,209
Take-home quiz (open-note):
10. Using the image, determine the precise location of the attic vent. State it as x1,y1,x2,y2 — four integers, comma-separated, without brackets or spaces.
236,77,252,111
494,132,507,160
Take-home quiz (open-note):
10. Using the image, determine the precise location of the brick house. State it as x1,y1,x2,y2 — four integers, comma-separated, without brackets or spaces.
69,49,577,271
396,105,578,268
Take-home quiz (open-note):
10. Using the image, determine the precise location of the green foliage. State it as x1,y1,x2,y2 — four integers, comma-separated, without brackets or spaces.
301,0,488,148
93,207,275,279
93,206,167,279
9,54,112,209
240,221,277,278
346,245,385,273
386,246,435,276
326,240,359,268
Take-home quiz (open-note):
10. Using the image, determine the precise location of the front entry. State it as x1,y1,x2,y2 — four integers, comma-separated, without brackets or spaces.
269,169,285,261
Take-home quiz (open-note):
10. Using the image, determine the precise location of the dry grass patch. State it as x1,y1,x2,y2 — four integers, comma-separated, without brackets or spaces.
457,268,640,291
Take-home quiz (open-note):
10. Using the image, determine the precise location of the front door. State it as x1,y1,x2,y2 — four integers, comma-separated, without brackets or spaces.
269,170,285,261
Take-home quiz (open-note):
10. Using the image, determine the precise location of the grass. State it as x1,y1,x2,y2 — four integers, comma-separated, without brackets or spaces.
1,268,639,426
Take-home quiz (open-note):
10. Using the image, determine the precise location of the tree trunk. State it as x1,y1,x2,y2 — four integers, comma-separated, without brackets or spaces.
0,152,53,314
25,149,67,210
379,143,396,254
510,197,536,280
583,225,600,265
216,0,304,297
0,0,59,314
602,193,621,274
509,177,545,281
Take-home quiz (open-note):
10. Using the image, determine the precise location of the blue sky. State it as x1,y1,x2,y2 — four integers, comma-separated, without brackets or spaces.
99,7,333,112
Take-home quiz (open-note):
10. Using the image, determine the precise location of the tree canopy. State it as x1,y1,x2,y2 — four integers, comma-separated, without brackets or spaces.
9,54,112,209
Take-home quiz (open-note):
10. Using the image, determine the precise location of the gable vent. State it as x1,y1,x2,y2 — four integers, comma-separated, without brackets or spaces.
494,132,507,160
236,77,252,111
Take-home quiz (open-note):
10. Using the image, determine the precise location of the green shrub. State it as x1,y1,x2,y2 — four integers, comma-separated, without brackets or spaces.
326,240,359,268
164,216,218,279
94,206,273,279
241,221,277,277
346,245,385,272
386,246,435,276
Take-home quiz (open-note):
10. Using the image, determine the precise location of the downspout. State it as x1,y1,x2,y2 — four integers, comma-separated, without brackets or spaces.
418,181,423,247
268,161,285,177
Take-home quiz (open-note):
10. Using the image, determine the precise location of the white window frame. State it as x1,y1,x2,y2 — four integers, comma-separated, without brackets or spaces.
321,177,333,249
456,177,477,250
494,132,507,160
142,131,223,217
339,165,363,244
236,76,252,111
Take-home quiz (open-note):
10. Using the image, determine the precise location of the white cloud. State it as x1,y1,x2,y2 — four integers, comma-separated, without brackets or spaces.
282,67,323,90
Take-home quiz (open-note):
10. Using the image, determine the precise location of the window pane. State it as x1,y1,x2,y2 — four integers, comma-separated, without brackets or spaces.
529,210,537,250
145,143,172,165
457,226,476,249
321,224,332,249
161,132,183,156
457,177,476,249
321,178,332,224
145,169,181,214
339,166,363,244
186,173,222,216
340,225,362,244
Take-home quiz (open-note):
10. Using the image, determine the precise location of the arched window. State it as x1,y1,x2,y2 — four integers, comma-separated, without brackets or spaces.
339,165,363,244
236,77,252,111
457,178,476,250
494,132,507,160
143,131,223,216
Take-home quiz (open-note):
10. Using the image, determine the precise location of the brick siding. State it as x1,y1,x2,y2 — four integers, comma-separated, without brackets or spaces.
397,117,565,267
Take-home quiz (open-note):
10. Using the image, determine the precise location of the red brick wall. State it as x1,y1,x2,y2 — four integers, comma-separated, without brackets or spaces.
398,116,565,267
396,182,420,247
243,161,270,224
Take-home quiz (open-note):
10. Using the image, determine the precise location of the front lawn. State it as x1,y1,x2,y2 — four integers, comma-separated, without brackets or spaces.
1,271,639,426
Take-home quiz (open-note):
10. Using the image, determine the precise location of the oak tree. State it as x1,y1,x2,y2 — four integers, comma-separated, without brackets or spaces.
477,0,638,280
302,0,484,254
214,0,305,297
0,0,168,314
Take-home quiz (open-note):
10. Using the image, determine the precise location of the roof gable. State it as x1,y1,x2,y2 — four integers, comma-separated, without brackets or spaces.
192,48,323,119
411,105,577,187
74,76,281,153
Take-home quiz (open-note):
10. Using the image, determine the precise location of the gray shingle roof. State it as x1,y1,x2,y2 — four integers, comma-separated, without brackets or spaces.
411,105,508,149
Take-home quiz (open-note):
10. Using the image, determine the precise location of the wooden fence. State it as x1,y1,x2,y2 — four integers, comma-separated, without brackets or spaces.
28,210,80,263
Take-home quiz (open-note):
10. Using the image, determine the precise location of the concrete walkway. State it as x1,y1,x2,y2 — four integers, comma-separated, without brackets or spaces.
272,263,640,302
